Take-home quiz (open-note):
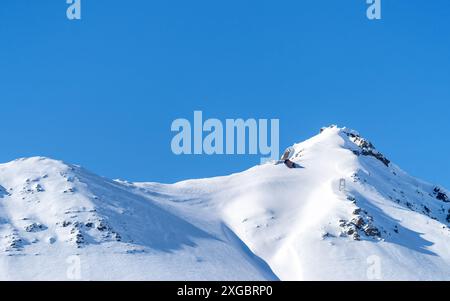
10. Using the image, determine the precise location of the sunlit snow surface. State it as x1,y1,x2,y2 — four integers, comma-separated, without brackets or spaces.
1,126,449,280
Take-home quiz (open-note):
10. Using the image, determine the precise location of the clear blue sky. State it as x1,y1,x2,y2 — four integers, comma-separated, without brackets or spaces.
1,1,449,187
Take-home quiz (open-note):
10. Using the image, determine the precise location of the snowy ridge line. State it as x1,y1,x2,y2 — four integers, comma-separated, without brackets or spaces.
0,126,449,280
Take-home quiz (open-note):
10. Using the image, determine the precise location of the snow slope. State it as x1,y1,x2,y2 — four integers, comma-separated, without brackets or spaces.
0,158,277,280
1,126,449,280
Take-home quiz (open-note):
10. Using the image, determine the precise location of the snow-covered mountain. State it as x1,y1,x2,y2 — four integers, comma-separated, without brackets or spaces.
0,126,449,280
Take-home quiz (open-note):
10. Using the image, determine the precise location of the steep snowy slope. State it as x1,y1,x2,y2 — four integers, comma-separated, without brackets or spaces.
1,126,449,280
136,126,450,280
0,157,277,280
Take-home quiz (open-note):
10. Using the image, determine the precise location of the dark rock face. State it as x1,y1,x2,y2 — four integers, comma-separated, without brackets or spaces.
338,194,383,241
9,238,24,250
69,222,86,248
75,232,84,245
34,184,45,192
25,223,47,233
280,148,293,161
63,187,76,194
433,187,449,203
345,131,390,167
61,217,122,248
4,232,26,252
352,217,365,228
361,150,391,167
353,208,362,215
364,227,381,237
284,160,300,169
112,231,122,242
97,221,110,232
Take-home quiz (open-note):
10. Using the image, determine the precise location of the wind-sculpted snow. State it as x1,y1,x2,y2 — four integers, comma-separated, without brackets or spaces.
1,126,450,280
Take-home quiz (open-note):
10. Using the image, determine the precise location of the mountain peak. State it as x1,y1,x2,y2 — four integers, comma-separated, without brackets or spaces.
283,125,391,168
1,156,73,172
1,130,450,280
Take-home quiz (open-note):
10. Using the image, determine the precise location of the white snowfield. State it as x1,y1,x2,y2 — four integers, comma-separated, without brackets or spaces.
0,126,449,280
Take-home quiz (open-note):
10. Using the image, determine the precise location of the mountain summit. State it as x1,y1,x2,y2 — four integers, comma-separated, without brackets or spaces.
1,127,449,280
